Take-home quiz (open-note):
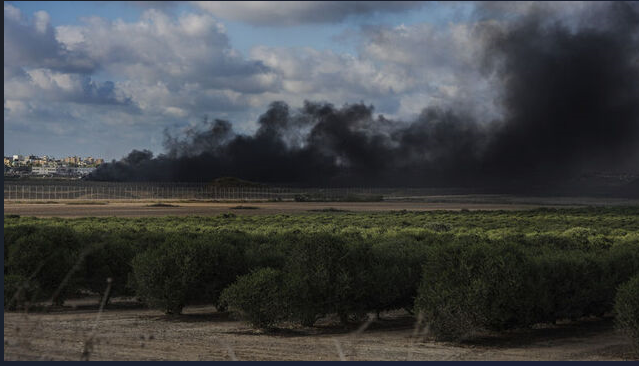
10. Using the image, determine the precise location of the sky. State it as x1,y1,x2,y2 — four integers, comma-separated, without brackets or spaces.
2,1,608,160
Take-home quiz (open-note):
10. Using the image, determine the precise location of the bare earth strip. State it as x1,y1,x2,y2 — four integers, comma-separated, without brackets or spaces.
3,201,568,218
4,300,637,361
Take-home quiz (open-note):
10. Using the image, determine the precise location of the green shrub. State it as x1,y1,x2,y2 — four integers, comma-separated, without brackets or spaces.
242,235,288,270
220,268,287,329
3,224,40,247
4,225,39,275
4,274,39,310
531,243,639,323
82,234,138,302
531,251,602,322
366,238,429,314
283,233,372,326
415,241,537,340
7,226,84,305
607,242,639,287
614,275,639,352
424,222,453,232
131,233,244,314
415,239,639,341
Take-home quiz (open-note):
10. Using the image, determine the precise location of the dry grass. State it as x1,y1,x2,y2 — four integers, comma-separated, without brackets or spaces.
81,278,112,361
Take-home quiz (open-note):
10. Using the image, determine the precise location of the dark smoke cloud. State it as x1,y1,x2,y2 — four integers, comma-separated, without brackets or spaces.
481,1,639,181
89,2,639,192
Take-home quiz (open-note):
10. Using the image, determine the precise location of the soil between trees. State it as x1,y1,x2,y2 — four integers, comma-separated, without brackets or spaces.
4,298,637,361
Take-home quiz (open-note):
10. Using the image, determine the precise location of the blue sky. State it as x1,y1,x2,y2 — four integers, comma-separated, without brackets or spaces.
4,1,574,160
10,1,472,55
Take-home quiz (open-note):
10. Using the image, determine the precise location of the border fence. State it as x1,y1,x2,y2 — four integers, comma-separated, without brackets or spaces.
3,181,479,201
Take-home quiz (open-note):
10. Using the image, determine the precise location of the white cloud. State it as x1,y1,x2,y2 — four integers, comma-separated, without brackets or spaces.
4,68,130,106
356,21,497,117
4,4,97,75
192,1,425,26
54,10,278,94
5,7,280,139
244,19,501,120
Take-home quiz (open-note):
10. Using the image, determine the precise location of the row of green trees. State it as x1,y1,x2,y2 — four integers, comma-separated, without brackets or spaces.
4,223,639,346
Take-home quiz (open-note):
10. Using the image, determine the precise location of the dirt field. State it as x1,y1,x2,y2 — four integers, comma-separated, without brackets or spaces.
4,298,637,361
6,194,639,218
3,200,569,218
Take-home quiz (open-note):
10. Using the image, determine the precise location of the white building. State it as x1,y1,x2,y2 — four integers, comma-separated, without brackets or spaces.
31,166,58,175
72,167,96,176
31,166,95,176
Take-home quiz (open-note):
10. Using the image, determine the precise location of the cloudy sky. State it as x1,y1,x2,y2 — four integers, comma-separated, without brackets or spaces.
4,1,595,160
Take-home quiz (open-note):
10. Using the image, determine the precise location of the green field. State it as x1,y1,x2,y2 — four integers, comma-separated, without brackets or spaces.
6,206,639,234
4,207,639,344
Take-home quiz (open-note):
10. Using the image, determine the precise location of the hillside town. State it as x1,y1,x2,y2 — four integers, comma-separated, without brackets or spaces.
4,154,105,178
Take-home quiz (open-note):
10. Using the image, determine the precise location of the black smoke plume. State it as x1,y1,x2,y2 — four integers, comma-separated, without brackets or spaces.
89,3,639,192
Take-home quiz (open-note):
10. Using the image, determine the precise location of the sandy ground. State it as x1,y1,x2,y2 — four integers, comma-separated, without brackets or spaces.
3,200,568,218
4,298,637,361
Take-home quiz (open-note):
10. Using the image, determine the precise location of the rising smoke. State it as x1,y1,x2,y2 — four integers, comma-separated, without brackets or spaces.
89,2,639,191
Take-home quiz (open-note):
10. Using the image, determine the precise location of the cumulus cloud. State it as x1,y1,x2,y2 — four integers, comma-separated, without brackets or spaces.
5,5,285,157
245,19,500,120
356,21,500,119
5,68,130,105
4,4,132,110
129,1,181,10
251,46,400,95
192,1,425,26
4,4,96,76
5,7,280,146
54,10,277,93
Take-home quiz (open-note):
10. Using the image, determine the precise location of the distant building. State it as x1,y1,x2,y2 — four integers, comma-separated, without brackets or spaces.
29,165,95,177
63,156,80,165
32,160,46,166
32,166,59,175
73,167,96,176
5,153,104,177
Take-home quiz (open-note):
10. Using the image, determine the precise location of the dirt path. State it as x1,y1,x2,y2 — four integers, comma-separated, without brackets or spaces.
4,300,637,361
3,201,562,218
